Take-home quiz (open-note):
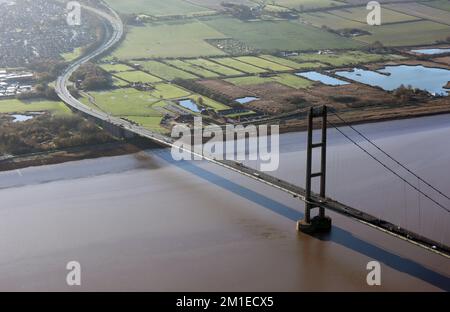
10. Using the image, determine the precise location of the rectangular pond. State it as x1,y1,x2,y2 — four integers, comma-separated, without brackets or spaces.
335,65,450,96
178,99,203,113
411,48,450,55
235,97,259,104
296,71,349,86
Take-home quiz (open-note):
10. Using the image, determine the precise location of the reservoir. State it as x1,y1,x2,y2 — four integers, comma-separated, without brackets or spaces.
0,114,449,291
335,65,450,96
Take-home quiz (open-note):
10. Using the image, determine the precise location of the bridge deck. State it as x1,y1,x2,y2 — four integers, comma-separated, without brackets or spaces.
218,160,450,258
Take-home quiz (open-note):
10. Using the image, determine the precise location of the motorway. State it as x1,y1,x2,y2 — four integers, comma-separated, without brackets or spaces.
55,4,450,258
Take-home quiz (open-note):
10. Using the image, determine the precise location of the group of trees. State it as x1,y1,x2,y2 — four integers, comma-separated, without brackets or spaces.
15,59,67,101
287,95,309,109
363,41,396,54
0,114,114,155
321,25,370,38
16,83,59,101
436,36,450,44
222,3,260,20
70,62,111,90
29,59,67,83
393,84,429,103
121,13,149,26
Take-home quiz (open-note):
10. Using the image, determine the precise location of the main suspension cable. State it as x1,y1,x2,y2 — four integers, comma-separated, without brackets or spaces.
331,111,450,202
328,120,450,214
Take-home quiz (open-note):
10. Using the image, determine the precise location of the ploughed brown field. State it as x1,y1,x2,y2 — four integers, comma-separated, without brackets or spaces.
434,56,450,66
199,75,446,113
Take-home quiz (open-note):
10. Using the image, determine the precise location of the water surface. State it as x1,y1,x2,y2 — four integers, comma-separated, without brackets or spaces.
336,65,450,96
12,114,33,122
235,96,259,104
296,71,349,86
412,48,450,55
178,99,202,113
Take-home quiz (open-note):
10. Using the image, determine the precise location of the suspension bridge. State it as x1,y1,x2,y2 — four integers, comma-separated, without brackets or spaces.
56,3,450,259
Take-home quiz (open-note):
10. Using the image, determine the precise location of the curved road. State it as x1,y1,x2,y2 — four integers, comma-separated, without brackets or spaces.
56,4,169,143
56,4,179,147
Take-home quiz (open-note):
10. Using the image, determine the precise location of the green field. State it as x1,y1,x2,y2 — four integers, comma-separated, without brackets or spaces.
264,4,291,13
259,55,326,69
289,51,404,67
185,59,243,76
226,74,312,89
355,20,450,46
0,99,71,115
226,76,270,85
331,6,420,24
204,17,362,52
186,95,229,110
224,110,257,118
424,0,450,12
82,88,162,116
234,56,292,71
100,63,135,72
135,60,198,80
164,60,220,78
302,7,420,31
113,21,227,59
301,5,449,47
149,83,191,99
386,3,450,26
272,74,314,89
112,77,130,87
124,115,165,132
301,12,365,30
286,62,328,69
104,0,211,16
114,70,163,83
211,58,268,74
274,0,345,10
259,55,328,69
85,84,193,113
80,88,167,132
80,83,228,129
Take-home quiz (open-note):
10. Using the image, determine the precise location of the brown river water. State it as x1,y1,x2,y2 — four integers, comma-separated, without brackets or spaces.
0,114,449,291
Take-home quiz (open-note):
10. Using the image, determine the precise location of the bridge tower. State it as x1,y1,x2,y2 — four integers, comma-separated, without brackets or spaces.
297,106,332,234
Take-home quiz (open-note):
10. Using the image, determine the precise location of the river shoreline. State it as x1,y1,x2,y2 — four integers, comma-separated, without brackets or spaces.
278,103,450,133
2,106,450,173
0,139,159,172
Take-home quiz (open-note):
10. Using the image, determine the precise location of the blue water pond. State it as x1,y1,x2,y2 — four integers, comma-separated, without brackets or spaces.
296,71,349,86
336,65,450,96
